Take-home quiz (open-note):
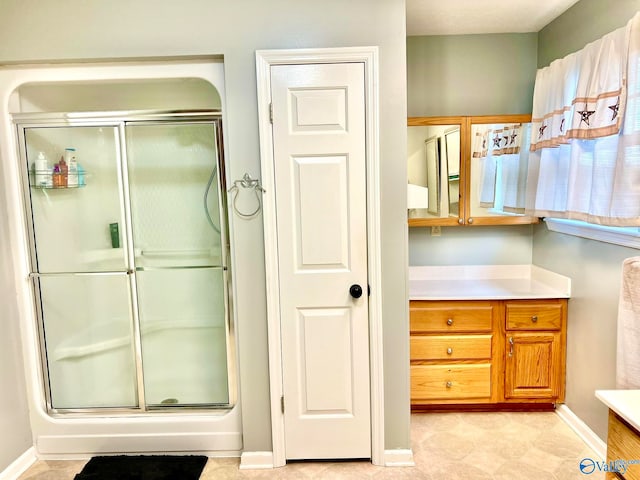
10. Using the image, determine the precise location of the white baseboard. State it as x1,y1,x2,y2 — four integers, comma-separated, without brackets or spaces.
0,447,37,480
383,448,415,467
240,449,413,469
555,404,607,459
239,451,274,469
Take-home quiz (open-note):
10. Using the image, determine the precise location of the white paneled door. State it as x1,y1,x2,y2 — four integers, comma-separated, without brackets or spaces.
270,62,371,460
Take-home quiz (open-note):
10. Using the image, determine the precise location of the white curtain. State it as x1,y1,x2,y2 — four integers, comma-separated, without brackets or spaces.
473,123,528,213
525,13,640,226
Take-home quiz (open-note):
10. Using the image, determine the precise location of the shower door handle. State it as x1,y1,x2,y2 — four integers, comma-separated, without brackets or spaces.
349,284,363,299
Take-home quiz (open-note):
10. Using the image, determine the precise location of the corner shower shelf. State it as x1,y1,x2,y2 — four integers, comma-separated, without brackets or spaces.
29,171,88,189
31,184,87,189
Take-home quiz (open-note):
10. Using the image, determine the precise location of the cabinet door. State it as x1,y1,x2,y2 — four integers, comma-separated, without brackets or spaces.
465,115,539,226
504,332,564,400
407,117,465,227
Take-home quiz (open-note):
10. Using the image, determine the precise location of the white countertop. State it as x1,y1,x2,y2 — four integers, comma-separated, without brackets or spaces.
409,265,571,300
596,389,640,432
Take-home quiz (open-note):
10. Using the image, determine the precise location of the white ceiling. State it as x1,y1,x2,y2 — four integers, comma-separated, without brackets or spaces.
406,0,581,36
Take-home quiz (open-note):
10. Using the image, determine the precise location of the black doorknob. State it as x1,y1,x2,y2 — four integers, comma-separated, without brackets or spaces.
349,284,363,299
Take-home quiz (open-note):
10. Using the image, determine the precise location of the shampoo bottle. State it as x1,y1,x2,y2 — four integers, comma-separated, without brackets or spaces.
65,148,78,187
58,156,68,187
34,151,50,187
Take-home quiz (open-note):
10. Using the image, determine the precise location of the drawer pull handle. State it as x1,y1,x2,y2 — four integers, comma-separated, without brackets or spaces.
446,347,453,355
508,336,514,357
447,318,453,326
446,381,453,388
531,315,538,323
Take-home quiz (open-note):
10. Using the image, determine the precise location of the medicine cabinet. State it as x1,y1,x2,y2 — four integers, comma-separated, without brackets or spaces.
407,114,539,227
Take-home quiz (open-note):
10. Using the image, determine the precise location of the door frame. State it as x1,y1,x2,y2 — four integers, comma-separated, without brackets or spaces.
255,47,383,467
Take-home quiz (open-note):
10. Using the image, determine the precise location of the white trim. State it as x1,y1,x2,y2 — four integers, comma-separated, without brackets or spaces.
239,451,274,470
0,447,37,480
545,218,640,249
255,46,384,467
383,449,415,467
555,404,607,459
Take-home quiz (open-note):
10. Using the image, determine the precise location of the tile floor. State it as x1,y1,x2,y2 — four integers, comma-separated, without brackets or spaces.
16,411,605,479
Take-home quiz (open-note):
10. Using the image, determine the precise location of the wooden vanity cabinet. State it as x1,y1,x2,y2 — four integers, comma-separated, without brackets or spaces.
410,298,567,407
504,300,566,402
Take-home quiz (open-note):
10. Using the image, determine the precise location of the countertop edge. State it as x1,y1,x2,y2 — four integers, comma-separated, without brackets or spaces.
596,389,640,432
408,265,571,300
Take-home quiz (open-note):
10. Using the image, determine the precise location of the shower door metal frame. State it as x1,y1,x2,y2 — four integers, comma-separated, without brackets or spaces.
14,110,236,416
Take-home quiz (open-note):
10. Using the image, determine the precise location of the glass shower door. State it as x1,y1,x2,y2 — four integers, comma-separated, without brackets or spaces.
23,125,139,410
125,122,230,407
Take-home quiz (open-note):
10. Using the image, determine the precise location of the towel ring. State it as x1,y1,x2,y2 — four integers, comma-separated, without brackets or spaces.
228,173,265,219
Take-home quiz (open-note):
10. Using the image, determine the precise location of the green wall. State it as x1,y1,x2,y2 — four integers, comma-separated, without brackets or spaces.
407,33,537,117
538,0,640,67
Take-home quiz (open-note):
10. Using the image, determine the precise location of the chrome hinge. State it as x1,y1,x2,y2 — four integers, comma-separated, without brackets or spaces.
280,395,284,414
269,103,273,124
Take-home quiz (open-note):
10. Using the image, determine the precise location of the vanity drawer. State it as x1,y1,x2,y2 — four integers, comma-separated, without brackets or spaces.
411,334,492,361
410,301,494,333
411,364,491,401
505,302,563,330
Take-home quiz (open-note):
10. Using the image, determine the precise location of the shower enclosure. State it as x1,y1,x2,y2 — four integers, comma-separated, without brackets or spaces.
15,110,234,413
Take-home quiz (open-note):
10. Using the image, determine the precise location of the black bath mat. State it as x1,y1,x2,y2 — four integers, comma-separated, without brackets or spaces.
74,455,208,480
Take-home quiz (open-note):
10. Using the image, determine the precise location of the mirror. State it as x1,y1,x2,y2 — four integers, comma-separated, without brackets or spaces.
468,119,532,219
408,115,537,226
407,121,461,221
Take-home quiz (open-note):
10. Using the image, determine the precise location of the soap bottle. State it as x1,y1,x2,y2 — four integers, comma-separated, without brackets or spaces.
34,151,49,187
58,156,68,187
52,164,63,188
77,164,85,186
65,148,78,187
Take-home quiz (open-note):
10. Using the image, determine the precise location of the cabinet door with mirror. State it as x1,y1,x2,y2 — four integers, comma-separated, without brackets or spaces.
407,117,465,226
408,115,539,227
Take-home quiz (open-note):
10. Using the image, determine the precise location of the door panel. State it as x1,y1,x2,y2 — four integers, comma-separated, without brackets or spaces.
39,274,137,409
25,126,125,273
271,62,370,460
298,308,354,413
135,267,229,407
294,155,349,269
290,88,347,132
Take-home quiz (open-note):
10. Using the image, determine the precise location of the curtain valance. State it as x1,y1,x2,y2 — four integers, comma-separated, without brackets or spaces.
530,17,631,151
525,12,640,226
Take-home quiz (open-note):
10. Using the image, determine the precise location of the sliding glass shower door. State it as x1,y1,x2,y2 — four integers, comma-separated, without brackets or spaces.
18,113,231,413
126,123,229,407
